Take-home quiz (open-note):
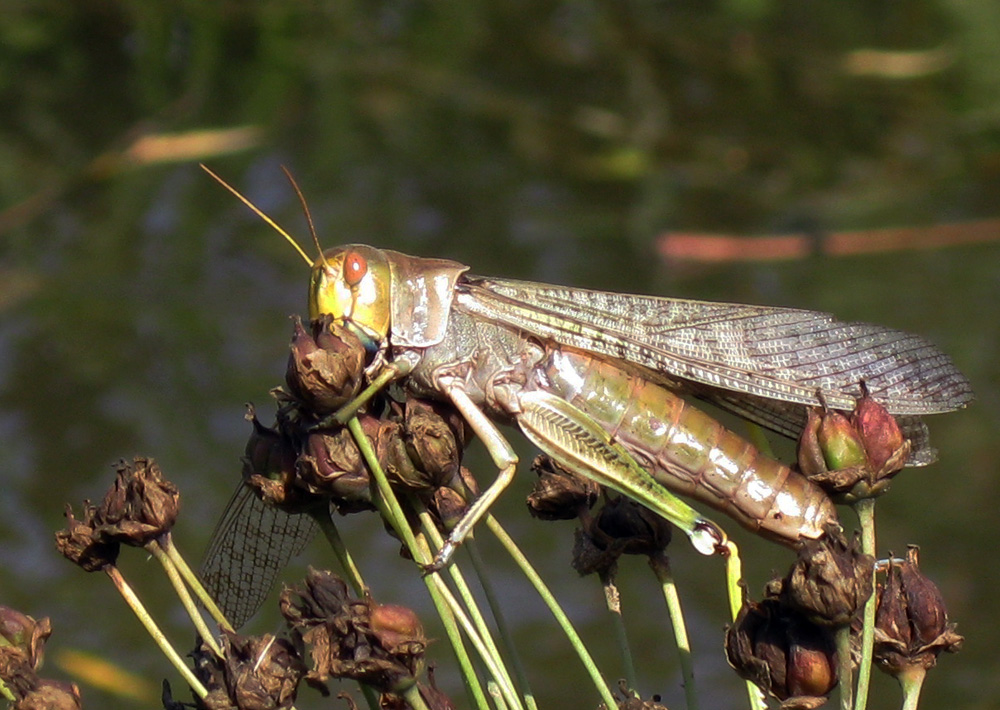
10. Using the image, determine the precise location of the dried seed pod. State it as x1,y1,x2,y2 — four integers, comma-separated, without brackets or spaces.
873,546,963,677
285,314,366,414
780,528,873,627
296,427,372,505
527,455,600,521
94,457,180,545
726,597,837,707
280,569,427,694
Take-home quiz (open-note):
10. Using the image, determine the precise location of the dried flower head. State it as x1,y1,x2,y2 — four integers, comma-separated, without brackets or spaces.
95,457,180,545
726,596,838,708
279,569,427,694
873,546,963,678
285,315,366,414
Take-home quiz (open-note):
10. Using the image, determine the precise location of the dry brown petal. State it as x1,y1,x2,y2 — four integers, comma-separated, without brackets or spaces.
54,503,119,572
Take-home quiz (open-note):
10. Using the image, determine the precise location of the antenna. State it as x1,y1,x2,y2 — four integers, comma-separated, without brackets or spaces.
200,164,313,268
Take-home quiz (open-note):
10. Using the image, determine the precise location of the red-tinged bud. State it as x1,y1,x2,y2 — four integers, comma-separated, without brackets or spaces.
851,389,908,475
369,604,426,654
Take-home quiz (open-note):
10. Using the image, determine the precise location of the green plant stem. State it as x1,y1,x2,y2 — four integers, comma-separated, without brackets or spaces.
308,504,368,596
410,530,525,710
146,540,222,657
899,665,926,710
159,534,234,633
401,682,433,710
854,497,878,710
599,569,638,691
648,554,698,710
722,540,765,710
836,624,854,710
105,565,208,698
0,677,15,702
419,512,534,710
465,538,539,710
346,416,492,710
485,515,618,710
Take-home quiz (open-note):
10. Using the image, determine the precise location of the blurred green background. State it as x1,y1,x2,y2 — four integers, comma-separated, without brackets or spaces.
1,2,998,708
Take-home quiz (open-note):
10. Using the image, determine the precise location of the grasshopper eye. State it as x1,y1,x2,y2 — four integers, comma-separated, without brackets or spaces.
343,251,368,287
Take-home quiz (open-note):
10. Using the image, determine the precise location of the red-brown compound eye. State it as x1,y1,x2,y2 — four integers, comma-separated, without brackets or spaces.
343,251,368,286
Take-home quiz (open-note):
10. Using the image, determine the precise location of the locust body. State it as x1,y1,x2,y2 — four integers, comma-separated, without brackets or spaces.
203,241,973,626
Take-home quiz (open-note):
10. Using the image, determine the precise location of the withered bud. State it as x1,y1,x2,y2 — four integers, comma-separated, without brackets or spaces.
219,632,305,710
0,607,51,671
726,597,837,707
296,427,372,505
94,457,180,545
527,455,600,521
401,399,467,486
14,679,82,710
426,486,469,532
279,569,426,694
591,496,673,558
285,314,366,414
779,527,873,626
243,406,298,486
873,546,963,678
54,503,120,571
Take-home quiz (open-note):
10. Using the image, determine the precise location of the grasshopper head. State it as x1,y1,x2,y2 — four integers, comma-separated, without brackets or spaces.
309,245,392,344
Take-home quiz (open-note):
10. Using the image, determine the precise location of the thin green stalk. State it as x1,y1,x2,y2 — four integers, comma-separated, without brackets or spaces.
105,565,208,698
465,539,539,710
409,531,525,710
599,570,638,691
419,511,533,710
722,540,765,710
485,515,618,710
346,416,492,710
648,554,698,710
899,665,926,710
159,534,234,633
146,541,222,657
836,625,854,710
0,678,15,702
308,504,367,596
401,682,433,710
854,497,878,710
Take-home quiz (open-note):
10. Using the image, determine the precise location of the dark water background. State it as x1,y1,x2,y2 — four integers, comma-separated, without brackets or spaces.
2,3,999,708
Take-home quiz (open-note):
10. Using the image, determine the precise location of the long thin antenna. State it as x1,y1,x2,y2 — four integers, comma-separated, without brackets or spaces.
200,164,313,268
280,165,328,267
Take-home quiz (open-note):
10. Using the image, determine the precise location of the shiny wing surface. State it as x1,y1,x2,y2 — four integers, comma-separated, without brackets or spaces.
200,483,317,629
457,276,972,462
